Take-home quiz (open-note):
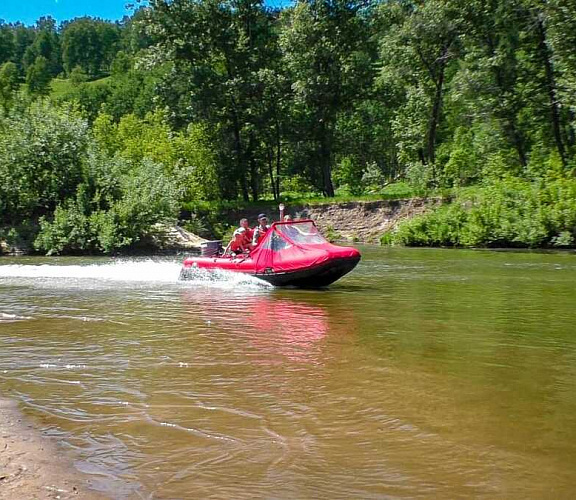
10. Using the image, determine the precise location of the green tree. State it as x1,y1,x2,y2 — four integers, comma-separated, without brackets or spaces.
0,62,19,112
9,24,35,77
145,0,280,201
455,0,529,170
69,65,88,85
280,0,375,196
377,0,463,184
522,0,572,168
0,22,15,65
61,18,120,78
22,17,61,77
34,157,179,255
0,100,89,224
26,55,52,95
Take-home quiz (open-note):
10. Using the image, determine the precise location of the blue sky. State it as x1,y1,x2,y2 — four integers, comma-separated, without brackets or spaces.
0,0,288,26
0,0,136,25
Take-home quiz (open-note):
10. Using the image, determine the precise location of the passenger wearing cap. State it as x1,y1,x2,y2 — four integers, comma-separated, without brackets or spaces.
225,227,249,256
252,213,270,246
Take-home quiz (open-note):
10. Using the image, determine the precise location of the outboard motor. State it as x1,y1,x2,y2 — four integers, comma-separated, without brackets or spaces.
200,240,223,257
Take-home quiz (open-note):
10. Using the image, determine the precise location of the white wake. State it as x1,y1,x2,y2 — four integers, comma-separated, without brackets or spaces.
0,260,181,282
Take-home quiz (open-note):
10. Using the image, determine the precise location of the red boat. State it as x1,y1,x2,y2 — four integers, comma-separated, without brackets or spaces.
180,220,360,287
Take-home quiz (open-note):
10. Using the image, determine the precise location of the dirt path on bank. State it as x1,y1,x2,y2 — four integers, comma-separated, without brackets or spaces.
0,398,108,500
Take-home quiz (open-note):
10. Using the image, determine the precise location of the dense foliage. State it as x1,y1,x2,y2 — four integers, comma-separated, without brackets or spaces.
383,178,576,248
1,0,575,253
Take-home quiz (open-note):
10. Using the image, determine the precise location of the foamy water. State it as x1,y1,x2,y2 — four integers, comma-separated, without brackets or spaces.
0,260,181,282
0,259,271,290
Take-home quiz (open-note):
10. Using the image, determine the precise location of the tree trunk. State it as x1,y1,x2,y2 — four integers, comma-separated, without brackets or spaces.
248,134,258,202
427,59,445,167
231,111,249,202
267,145,277,201
250,156,258,202
319,122,334,197
567,110,575,148
275,118,281,200
485,34,527,168
536,15,566,167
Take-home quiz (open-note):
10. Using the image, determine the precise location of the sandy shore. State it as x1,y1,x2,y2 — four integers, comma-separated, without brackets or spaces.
0,398,108,500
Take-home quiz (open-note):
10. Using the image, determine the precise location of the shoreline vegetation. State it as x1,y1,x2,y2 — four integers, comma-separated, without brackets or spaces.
0,396,107,500
2,185,576,255
1,0,576,255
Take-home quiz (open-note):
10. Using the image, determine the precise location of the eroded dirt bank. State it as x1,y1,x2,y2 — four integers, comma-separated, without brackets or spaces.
225,197,441,243
0,398,108,500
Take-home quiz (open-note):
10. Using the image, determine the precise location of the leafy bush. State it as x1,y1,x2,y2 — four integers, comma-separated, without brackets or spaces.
35,158,179,255
384,178,576,248
93,111,220,202
0,99,89,223
333,156,365,195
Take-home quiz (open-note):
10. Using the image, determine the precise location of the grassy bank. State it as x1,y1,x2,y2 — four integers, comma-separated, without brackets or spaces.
49,76,111,99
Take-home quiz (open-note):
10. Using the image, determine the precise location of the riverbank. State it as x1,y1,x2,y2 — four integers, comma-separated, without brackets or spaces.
1,197,439,255
0,397,107,500
210,196,442,243
0,223,207,257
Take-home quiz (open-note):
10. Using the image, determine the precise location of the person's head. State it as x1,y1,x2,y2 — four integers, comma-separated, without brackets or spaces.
257,213,268,226
283,214,292,221
240,218,249,228
233,228,245,240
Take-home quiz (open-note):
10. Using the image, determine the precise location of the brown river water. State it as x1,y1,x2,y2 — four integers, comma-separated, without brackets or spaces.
1,247,575,499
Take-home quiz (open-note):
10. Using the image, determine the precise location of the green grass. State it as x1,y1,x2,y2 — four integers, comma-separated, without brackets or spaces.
183,182,438,213
49,76,111,99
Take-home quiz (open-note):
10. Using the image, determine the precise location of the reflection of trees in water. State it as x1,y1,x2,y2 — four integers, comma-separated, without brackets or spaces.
180,289,355,364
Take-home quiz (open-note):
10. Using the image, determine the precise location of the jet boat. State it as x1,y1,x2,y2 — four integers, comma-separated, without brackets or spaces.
179,220,360,287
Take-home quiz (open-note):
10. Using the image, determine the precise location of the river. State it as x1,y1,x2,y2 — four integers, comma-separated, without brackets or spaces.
1,247,575,499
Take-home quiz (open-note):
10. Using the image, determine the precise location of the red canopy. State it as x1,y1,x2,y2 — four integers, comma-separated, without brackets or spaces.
250,220,359,274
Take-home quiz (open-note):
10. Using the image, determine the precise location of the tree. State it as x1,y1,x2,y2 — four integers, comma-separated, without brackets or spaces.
11,24,36,76
0,62,19,111
545,0,576,155
0,22,14,65
22,17,61,77
61,18,120,77
145,0,280,201
69,65,88,85
0,100,89,224
524,0,569,167
377,0,462,183
280,0,375,197
456,0,529,169
26,55,52,95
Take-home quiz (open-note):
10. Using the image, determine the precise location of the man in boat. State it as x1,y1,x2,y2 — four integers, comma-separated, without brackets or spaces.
253,213,271,246
238,218,254,249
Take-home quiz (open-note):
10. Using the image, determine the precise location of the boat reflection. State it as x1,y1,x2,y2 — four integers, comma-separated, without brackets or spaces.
180,288,354,364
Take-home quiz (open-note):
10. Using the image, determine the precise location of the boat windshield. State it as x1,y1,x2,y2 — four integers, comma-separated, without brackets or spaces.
276,222,327,245
260,230,292,251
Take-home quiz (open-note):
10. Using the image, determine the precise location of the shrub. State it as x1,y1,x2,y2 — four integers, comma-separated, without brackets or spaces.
35,158,179,255
333,156,365,195
384,178,576,248
0,99,89,224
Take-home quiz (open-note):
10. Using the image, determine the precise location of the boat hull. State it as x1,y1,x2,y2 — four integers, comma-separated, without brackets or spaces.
179,255,360,288
254,256,360,287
